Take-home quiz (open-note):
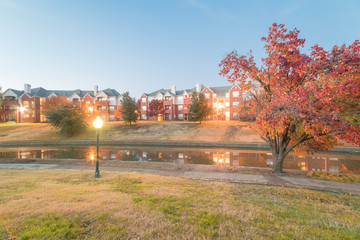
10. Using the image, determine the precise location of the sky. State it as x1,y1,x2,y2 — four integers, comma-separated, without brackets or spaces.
0,0,359,98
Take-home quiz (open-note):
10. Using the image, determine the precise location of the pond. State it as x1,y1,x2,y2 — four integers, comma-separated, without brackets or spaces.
0,146,359,174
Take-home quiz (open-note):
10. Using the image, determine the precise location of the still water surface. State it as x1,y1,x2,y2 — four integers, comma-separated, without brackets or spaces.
0,146,359,174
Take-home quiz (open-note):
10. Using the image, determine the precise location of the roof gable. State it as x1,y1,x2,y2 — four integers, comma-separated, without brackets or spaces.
2,89,22,98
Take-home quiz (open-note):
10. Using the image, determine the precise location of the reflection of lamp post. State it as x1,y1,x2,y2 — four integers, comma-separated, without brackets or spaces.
93,116,103,178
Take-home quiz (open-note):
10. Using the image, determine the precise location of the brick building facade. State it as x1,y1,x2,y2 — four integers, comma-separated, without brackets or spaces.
139,83,244,121
0,84,121,123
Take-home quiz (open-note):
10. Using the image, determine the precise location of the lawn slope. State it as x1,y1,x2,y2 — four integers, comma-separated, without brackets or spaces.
0,169,359,239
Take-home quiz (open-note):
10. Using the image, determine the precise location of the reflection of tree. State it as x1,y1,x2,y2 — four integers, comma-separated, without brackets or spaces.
122,152,140,161
53,147,88,159
187,154,213,165
340,160,360,174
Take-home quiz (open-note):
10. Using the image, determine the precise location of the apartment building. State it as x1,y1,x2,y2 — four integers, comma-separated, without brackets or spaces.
139,83,244,121
0,84,121,123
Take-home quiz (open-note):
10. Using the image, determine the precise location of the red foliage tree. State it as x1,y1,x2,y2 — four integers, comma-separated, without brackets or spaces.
114,106,122,120
220,23,360,173
42,95,68,113
146,99,165,120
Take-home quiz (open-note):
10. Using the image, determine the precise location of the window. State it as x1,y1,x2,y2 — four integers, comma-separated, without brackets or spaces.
233,91,240,97
232,102,239,107
204,93,210,99
109,115,115,120
141,114,147,120
143,152,147,157
165,113,171,120
165,105,171,110
109,97,116,105
213,102,217,107
142,98,146,103
225,102,230,107
329,166,339,173
141,106,147,111
178,114,183,120
5,96,16,101
97,106,106,110
178,105,183,110
109,106,115,111
178,153,184,159
97,97,106,101
23,101,30,108
165,96,171,101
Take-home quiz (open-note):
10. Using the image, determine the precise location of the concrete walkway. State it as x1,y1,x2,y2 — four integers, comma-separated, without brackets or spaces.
0,162,359,195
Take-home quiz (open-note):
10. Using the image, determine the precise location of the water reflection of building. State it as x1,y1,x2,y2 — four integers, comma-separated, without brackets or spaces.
0,147,358,174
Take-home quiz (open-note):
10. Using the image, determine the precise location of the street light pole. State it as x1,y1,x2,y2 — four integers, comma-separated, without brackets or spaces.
95,128,100,178
93,116,103,178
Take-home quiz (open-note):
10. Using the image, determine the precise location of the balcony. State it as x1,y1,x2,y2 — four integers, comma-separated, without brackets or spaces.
95,101,108,106
2,100,19,105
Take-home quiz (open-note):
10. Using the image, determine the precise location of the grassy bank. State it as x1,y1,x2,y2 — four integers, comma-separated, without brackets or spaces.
307,171,360,184
0,121,263,143
0,170,359,239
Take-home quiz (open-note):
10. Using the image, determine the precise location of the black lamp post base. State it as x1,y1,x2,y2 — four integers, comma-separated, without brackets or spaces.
95,160,100,178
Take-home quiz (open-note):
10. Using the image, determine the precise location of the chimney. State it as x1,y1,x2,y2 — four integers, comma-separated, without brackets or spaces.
171,85,176,94
24,84,31,94
196,83,201,92
94,85,98,96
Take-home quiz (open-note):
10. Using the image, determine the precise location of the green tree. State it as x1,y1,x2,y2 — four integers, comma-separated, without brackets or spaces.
188,91,212,124
120,92,139,125
45,103,88,137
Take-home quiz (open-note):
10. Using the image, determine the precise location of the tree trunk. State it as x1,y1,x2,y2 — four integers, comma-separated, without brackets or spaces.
272,152,286,173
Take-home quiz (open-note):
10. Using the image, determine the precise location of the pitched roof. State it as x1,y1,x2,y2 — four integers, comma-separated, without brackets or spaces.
4,87,119,98
209,86,233,97
147,88,168,97
102,88,120,97
144,84,233,97
8,89,25,97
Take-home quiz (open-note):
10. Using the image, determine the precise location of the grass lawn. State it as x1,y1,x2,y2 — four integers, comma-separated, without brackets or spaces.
0,170,359,239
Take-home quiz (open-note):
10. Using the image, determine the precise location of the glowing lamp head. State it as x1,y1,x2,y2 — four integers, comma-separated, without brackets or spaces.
93,116,103,129
19,107,25,112
88,107,93,112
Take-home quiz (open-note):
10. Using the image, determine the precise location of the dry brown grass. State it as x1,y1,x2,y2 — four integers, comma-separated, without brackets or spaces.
0,169,359,239
0,121,264,143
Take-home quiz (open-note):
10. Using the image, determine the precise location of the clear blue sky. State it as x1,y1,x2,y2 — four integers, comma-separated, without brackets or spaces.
0,0,359,98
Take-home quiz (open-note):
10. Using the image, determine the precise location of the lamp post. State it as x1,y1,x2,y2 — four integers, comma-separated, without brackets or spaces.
93,116,103,178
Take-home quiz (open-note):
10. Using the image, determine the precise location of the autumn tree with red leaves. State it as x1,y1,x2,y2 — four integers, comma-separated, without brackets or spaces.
146,99,165,120
114,106,122,120
220,23,360,173
42,95,68,113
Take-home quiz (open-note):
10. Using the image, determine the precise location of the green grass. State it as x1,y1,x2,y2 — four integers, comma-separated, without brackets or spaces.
307,171,360,184
0,169,359,239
